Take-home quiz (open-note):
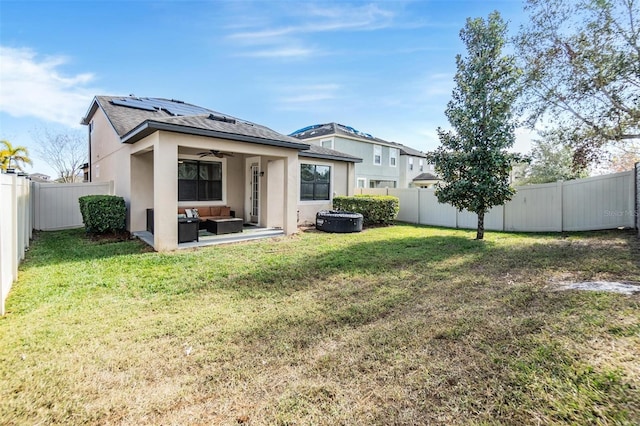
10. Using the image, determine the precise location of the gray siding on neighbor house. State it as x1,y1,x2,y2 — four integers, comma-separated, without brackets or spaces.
331,136,399,186
400,155,432,188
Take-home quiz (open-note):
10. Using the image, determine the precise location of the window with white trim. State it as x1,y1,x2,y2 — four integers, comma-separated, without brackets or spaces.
300,164,331,201
409,157,414,170
373,145,382,165
389,148,397,167
419,159,424,172
321,139,333,149
357,178,366,188
178,160,223,201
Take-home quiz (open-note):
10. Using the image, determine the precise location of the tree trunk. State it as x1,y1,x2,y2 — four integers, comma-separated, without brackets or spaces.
476,211,485,240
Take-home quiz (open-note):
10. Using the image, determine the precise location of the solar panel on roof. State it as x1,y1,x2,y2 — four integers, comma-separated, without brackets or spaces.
111,98,157,111
142,98,212,116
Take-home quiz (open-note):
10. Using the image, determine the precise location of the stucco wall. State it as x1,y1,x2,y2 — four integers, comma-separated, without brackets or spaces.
297,157,350,226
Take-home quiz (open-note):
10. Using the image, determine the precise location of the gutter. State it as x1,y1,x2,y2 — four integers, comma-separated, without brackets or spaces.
299,152,363,163
121,120,311,151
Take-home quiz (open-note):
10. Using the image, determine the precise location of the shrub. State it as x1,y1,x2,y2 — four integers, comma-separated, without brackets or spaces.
333,195,399,226
78,195,126,234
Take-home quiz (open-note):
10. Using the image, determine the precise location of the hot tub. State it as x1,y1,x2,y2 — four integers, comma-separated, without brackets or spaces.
316,210,363,233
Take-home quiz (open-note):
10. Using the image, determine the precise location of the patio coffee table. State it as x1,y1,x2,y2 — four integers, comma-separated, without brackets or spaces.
205,218,243,235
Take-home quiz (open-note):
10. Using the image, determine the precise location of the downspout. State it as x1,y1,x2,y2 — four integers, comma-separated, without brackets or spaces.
88,122,92,182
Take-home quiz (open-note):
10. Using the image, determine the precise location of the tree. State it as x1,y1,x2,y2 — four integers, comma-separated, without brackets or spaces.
517,0,640,168
521,131,589,184
0,140,33,172
32,128,87,183
607,140,640,172
428,11,524,240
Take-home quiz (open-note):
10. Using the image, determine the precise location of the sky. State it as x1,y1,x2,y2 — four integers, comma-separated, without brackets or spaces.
0,0,533,178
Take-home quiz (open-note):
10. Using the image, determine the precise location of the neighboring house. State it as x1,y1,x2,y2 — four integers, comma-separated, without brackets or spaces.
411,172,440,188
289,123,435,189
28,173,51,183
81,96,361,251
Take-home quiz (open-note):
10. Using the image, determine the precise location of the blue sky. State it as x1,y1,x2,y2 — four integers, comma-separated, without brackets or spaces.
0,0,532,177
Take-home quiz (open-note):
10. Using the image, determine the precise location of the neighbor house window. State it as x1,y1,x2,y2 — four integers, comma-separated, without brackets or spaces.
373,145,382,165
390,148,397,167
300,164,331,201
409,157,414,170
178,160,222,201
357,178,366,188
419,159,424,171
321,139,333,149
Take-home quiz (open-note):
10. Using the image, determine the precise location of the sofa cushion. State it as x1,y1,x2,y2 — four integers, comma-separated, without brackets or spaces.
210,206,221,216
197,207,211,217
220,206,231,217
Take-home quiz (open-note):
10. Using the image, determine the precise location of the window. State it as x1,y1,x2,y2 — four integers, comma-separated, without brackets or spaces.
390,148,397,167
419,159,424,172
321,139,333,149
373,145,382,165
409,157,414,171
357,178,366,188
300,164,331,201
178,160,222,201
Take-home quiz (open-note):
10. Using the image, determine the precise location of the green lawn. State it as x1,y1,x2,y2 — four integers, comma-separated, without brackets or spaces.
1,225,639,425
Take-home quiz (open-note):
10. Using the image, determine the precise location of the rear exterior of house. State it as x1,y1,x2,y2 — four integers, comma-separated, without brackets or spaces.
289,123,434,189
82,96,360,251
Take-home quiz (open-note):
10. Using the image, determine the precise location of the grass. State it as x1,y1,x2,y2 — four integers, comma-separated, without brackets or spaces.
1,224,639,425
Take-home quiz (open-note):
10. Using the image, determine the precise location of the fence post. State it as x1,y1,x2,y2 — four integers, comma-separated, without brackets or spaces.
633,162,640,238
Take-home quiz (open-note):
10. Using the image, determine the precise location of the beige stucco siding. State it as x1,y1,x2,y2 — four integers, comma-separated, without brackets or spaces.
297,158,351,226
90,107,131,194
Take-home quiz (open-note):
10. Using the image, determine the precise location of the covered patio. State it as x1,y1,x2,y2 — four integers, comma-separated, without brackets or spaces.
134,224,285,249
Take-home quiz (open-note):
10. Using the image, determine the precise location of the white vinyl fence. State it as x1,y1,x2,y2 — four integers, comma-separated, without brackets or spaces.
1,179,113,315
360,170,636,232
636,163,640,236
32,181,113,231
0,174,32,315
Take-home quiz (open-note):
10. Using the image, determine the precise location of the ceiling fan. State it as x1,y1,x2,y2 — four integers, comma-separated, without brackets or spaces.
197,149,234,158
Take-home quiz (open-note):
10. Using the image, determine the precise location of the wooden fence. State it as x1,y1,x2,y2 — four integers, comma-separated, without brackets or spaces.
360,170,636,232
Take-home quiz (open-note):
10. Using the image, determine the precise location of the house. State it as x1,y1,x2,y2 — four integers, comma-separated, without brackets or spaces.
411,172,440,188
81,96,361,251
289,123,437,189
28,173,51,183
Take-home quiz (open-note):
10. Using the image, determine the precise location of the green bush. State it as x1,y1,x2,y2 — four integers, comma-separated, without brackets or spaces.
78,195,126,234
333,195,399,226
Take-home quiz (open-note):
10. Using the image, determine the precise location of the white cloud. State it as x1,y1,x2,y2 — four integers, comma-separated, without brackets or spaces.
276,83,341,109
226,3,395,60
0,46,97,127
237,46,315,58
228,3,394,43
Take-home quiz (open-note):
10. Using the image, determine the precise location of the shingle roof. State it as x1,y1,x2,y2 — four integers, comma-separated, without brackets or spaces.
82,96,311,151
289,122,428,158
299,144,362,163
413,173,439,181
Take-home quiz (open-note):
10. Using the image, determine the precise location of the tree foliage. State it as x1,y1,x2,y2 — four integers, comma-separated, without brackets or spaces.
32,128,87,183
521,131,589,184
517,0,640,167
0,140,32,172
428,11,524,240
607,140,640,172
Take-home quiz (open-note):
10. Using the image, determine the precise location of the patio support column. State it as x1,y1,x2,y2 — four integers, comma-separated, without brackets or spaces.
283,152,299,235
347,162,356,196
153,138,178,251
